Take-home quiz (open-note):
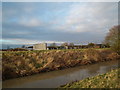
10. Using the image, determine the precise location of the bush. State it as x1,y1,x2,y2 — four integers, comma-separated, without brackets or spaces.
84,48,101,62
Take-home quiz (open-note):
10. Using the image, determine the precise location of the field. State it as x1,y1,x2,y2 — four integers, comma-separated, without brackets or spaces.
2,48,120,80
60,68,120,88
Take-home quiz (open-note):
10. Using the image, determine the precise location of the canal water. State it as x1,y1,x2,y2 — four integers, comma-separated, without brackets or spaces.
3,60,118,88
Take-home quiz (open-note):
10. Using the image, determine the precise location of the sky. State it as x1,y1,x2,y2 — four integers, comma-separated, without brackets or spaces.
1,2,118,46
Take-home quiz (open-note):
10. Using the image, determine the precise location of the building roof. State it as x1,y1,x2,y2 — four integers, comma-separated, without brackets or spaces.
27,46,33,48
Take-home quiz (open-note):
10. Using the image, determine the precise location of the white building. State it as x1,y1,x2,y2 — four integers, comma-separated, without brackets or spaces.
33,43,47,50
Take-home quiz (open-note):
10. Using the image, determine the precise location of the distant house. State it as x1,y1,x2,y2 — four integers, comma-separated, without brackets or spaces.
33,43,47,50
25,43,110,51
47,46,65,50
26,43,47,50
64,45,88,49
47,45,88,50
94,44,110,48
26,46,33,50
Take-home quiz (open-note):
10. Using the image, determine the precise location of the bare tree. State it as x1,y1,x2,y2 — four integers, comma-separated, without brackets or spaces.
21,45,25,48
61,42,69,46
88,43,95,48
104,25,120,54
50,43,57,46
69,43,74,46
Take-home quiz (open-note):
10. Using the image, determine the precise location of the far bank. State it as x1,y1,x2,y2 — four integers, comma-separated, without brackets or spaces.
2,48,120,80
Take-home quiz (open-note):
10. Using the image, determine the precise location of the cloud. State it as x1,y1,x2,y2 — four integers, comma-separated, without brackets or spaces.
1,38,64,44
19,18,43,27
2,0,120,2
54,2,118,33
2,2,118,45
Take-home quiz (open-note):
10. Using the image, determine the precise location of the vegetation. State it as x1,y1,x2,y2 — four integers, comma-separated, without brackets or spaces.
2,48,28,51
69,43,74,46
2,49,120,80
50,43,57,46
104,25,120,54
88,43,95,48
60,68,120,88
61,42,69,46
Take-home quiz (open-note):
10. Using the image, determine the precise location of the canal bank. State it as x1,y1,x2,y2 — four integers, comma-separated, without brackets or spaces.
3,49,120,80
61,68,120,88
3,60,118,88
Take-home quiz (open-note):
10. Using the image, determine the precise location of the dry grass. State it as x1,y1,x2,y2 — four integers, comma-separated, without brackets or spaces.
2,49,120,80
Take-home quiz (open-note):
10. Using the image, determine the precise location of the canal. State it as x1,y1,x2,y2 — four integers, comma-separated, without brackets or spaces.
3,60,118,88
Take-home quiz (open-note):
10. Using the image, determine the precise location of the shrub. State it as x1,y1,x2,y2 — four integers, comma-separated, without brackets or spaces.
84,48,101,62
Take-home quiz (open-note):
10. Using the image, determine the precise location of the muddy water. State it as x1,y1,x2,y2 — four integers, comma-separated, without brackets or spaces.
3,60,118,88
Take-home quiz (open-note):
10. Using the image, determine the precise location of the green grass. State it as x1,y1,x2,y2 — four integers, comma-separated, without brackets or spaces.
60,68,120,88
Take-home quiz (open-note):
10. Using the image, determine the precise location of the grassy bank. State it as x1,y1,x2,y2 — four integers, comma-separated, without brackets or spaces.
2,48,120,80
60,68,120,88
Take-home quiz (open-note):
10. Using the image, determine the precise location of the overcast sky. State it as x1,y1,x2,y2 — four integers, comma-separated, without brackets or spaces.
2,2,118,45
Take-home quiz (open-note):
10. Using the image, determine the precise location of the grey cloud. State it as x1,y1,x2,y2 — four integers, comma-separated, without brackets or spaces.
2,2,118,44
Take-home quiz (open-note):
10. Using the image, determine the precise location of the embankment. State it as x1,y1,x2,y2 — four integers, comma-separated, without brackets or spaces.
60,68,120,88
2,49,120,80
